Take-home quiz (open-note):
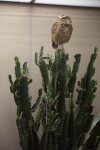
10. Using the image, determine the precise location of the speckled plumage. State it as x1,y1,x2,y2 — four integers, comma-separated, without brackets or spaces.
52,15,73,49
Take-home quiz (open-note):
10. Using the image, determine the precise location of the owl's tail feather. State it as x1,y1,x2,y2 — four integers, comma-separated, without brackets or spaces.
52,41,58,49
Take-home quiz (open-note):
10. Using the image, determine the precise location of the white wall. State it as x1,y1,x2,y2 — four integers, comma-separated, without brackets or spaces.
0,3,100,150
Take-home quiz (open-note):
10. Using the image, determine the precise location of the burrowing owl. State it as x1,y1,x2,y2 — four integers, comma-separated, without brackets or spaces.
52,15,73,49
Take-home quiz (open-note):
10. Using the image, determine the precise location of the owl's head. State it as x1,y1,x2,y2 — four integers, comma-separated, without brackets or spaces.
58,15,72,24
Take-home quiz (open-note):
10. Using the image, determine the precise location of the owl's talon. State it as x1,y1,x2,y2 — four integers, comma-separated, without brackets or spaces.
58,45,64,50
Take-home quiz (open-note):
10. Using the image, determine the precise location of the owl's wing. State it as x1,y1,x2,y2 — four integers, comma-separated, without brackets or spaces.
52,22,58,34
52,22,58,49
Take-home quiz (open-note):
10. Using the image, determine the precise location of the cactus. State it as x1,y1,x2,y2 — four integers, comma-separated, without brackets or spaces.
9,47,99,150
81,115,100,150
34,47,99,150
8,57,40,150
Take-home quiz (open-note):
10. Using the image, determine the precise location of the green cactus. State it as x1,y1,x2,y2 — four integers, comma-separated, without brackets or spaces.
68,54,81,95
8,57,40,150
9,47,99,150
74,48,98,149
81,115,100,150
34,47,99,150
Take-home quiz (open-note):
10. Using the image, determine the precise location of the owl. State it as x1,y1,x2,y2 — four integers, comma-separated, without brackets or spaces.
52,15,73,49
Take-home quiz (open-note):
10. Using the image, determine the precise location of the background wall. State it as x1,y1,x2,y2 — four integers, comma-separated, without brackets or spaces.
0,2,100,150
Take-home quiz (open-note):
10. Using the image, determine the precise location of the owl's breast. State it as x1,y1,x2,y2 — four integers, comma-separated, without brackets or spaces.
54,24,73,45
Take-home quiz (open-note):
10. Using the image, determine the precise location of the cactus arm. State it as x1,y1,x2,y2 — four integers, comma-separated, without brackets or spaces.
35,52,39,66
81,115,100,150
14,56,21,78
74,48,98,148
8,74,14,93
16,115,28,150
67,94,75,149
51,62,58,98
32,89,42,112
40,111,60,150
39,60,49,86
61,111,69,150
23,62,28,75
35,108,41,132
9,57,38,150
28,125,40,150
68,54,81,95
